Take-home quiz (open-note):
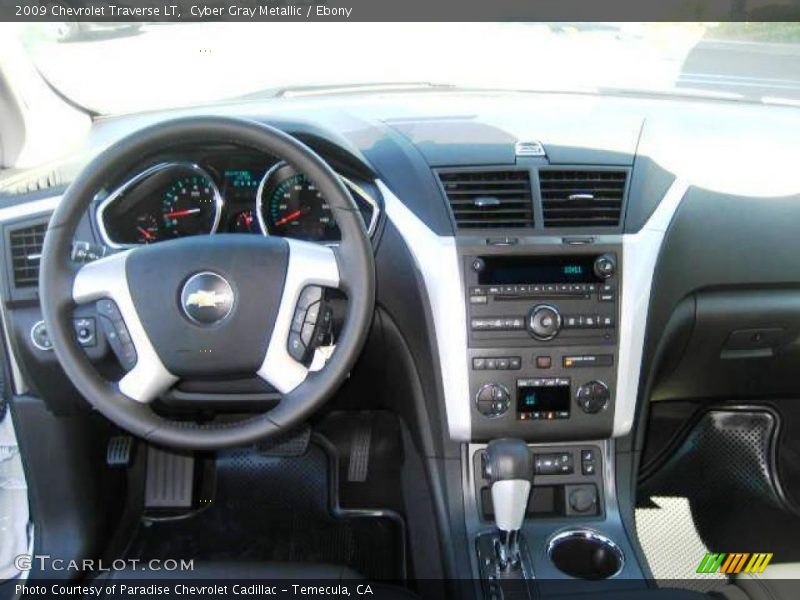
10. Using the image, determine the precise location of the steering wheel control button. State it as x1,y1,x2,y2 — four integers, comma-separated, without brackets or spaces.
475,383,511,418
288,332,306,361
527,304,562,340
301,322,316,346
96,299,138,370
180,271,235,325
298,285,323,309
97,298,123,322
287,286,335,365
30,321,53,351
576,380,611,414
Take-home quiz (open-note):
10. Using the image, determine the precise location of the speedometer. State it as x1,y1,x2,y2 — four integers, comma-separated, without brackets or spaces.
160,171,221,239
257,163,339,242
98,162,223,247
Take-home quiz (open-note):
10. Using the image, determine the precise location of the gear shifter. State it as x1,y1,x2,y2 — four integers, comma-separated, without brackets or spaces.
483,438,533,571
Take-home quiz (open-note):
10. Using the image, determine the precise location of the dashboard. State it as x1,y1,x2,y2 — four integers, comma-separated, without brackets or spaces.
1,90,799,449
94,148,379,248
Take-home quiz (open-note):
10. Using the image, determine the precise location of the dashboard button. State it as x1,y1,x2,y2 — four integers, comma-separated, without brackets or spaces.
30,321,52,351
594,254,616,279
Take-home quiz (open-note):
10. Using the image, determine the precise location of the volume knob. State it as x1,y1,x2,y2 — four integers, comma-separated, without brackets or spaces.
594,254,616,279
527,304,562,341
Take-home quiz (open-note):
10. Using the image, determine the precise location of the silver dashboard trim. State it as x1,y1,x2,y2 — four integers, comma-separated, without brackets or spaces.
380,177,688,443
95,162,224,249
379,181,472,441
614,179,689,436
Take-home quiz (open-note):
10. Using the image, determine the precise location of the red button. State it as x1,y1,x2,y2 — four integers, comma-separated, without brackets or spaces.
536,356,552,369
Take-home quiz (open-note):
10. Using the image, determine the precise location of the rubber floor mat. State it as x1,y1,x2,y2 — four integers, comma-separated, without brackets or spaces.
127,443,404,579
638,408,800,583
635,496,726,591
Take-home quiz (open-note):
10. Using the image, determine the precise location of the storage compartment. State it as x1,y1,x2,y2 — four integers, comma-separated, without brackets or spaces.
652,289,800,402
547,529,624,579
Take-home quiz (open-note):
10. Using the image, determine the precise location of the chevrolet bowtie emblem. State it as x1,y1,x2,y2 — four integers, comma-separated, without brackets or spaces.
181,272,235,325
185,290,231,308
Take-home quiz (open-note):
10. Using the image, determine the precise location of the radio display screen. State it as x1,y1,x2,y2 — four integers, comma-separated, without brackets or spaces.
517,383,571,420
477,256,599,285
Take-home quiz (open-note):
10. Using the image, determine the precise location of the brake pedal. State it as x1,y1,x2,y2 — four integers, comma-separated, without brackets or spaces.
144,446,194,508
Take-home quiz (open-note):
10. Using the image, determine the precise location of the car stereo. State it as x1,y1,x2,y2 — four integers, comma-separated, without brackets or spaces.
463,249,621,442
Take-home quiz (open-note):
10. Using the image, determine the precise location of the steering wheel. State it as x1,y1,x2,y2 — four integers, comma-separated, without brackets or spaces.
39,117,375,450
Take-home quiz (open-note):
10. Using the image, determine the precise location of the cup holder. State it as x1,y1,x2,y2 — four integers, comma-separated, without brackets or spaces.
547,529,624,580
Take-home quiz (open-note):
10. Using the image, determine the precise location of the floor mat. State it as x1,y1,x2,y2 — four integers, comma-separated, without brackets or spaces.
127,443,404,580
637,408,800,591
635,496,727,592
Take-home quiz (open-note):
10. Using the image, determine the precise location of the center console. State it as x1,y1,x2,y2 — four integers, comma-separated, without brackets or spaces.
464,245,620,442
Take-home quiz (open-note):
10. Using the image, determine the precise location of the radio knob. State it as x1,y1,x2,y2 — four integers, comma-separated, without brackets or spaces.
594,254,616,279
475,383,511,418
576,381,610,414
527,304,562,341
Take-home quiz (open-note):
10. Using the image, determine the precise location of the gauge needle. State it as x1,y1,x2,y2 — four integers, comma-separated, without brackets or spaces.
164,208,201,218
275,209,305,227
137,226,155,241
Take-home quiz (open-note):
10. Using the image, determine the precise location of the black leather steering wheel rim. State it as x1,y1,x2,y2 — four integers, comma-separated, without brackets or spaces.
39,116,375,450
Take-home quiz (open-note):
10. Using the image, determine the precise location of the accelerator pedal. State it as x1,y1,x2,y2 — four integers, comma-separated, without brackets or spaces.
347,413,373,483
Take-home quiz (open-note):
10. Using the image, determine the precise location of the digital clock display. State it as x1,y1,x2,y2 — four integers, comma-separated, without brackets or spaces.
478,256,601,285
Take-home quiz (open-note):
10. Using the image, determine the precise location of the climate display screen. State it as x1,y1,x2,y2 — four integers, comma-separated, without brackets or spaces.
517,383,571,420
477,255,599,285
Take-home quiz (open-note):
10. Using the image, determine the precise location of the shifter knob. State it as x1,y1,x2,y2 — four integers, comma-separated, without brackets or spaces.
483,439,533,532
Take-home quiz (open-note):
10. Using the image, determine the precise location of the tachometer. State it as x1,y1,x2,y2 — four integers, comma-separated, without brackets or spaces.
257,163,338,242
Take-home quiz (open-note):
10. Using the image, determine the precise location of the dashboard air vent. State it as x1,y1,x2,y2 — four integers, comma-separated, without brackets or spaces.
540,169,627,227
438,170,533,229
9,222,47,288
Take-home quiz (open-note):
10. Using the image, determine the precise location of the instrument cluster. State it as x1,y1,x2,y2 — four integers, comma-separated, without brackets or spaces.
96,153,378,247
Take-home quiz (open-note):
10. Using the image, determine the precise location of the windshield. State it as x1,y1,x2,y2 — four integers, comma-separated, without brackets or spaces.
10,22,800,114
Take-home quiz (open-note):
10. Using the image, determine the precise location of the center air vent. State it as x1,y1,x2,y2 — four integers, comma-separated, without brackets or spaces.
540,169,627,227
9,222,47,288
438,170,533,229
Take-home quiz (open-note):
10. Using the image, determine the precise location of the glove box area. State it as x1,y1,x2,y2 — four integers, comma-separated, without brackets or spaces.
651,288,800,402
